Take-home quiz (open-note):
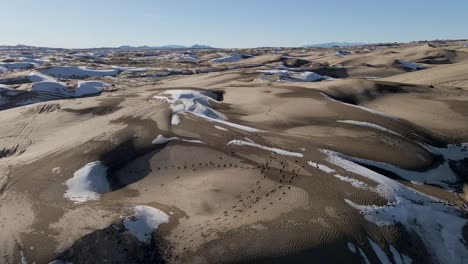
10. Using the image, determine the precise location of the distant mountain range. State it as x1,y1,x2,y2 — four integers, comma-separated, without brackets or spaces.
303,42,367,48
117,44,214,50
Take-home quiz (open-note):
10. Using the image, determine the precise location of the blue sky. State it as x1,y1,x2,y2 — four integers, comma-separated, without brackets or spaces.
1,0,467,48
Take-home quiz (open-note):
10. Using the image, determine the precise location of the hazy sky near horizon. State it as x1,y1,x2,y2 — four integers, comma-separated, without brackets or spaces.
1,0,467,48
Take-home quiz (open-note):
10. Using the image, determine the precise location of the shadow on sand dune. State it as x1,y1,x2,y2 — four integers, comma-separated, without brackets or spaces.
54,221,167,264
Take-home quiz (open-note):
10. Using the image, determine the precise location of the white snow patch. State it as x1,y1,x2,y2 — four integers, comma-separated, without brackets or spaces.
367,238,413,264
335,50,352,56
281,71,329,82
123,206,169,242
322,149,468,264
0,85,19,96
152,135,178,145
20,57,48,65
28,71,55,82
31,81,73,96
181,139,205,144
64,161,110,203
358,247,371,264
321,92,400,121
368,238,392,264
307,161,335,174
344,149,461,190
20,250,27,264
155,89,261,132
51,167,61,174
48,261,72,264
155,89,226,122
0,62,37,70
396,60,426,70
256,69,289,75
111,66,147,73
152,135,204,145
29,79,106,98
214,125,228,131
38,66,120,78
228,139,303,157
211,54,247,63
390,245,412,264
347,242,357,253
334,174,369,189
422,143,468,160
337,120,400,136
75,81,107,97
193,112,262,132
171,114,181,125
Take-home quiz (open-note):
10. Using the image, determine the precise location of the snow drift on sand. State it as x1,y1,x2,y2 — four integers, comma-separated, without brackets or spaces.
0,84,19,96
123,206,169,242
38,66,120,78
111,66,147,73
31,81,73,96
152,135,179,145
342,143,467,190
0,62,38,70
154,89,226,125
211,54,250,63
337,120,400,136
75,81,108,97
228,138,303,157
322,149,468,264
154,89,261,132
280,71,329,82
30,80,106,98
335,50,352,56
0,85,20,106
152,134,204,145
64,161,110,203
28,71,56,82
396,60,427,70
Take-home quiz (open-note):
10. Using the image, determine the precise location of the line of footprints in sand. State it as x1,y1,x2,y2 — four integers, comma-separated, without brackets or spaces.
148,151,308,261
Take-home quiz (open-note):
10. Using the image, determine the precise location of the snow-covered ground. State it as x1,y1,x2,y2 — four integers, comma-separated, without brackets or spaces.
280,71,330,82
111,66,147,73
123,206,169,242
154,89,262,132
152,135,204,145
258,69,331,82
396,60,427,70
211,54,250,63
64,161,110,203
75,81,108,97
341,142,467,189
31,81,72,96
307,161,336,174
337,120,400,136
38,66,120,78
0,66,8,74
228,138,303,157
28,71,56,82
0,62,38,70
154,89,227,125
335,50,352,56
322,149,468,264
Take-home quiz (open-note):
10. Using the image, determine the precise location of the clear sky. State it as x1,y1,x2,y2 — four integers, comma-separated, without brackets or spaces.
1,0,467,48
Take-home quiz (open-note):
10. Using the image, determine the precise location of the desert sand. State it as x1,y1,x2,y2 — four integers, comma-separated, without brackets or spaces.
0,41,467,264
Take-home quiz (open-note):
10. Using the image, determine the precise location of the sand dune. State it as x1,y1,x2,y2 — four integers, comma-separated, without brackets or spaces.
0,41,467,264
384,60,468,89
